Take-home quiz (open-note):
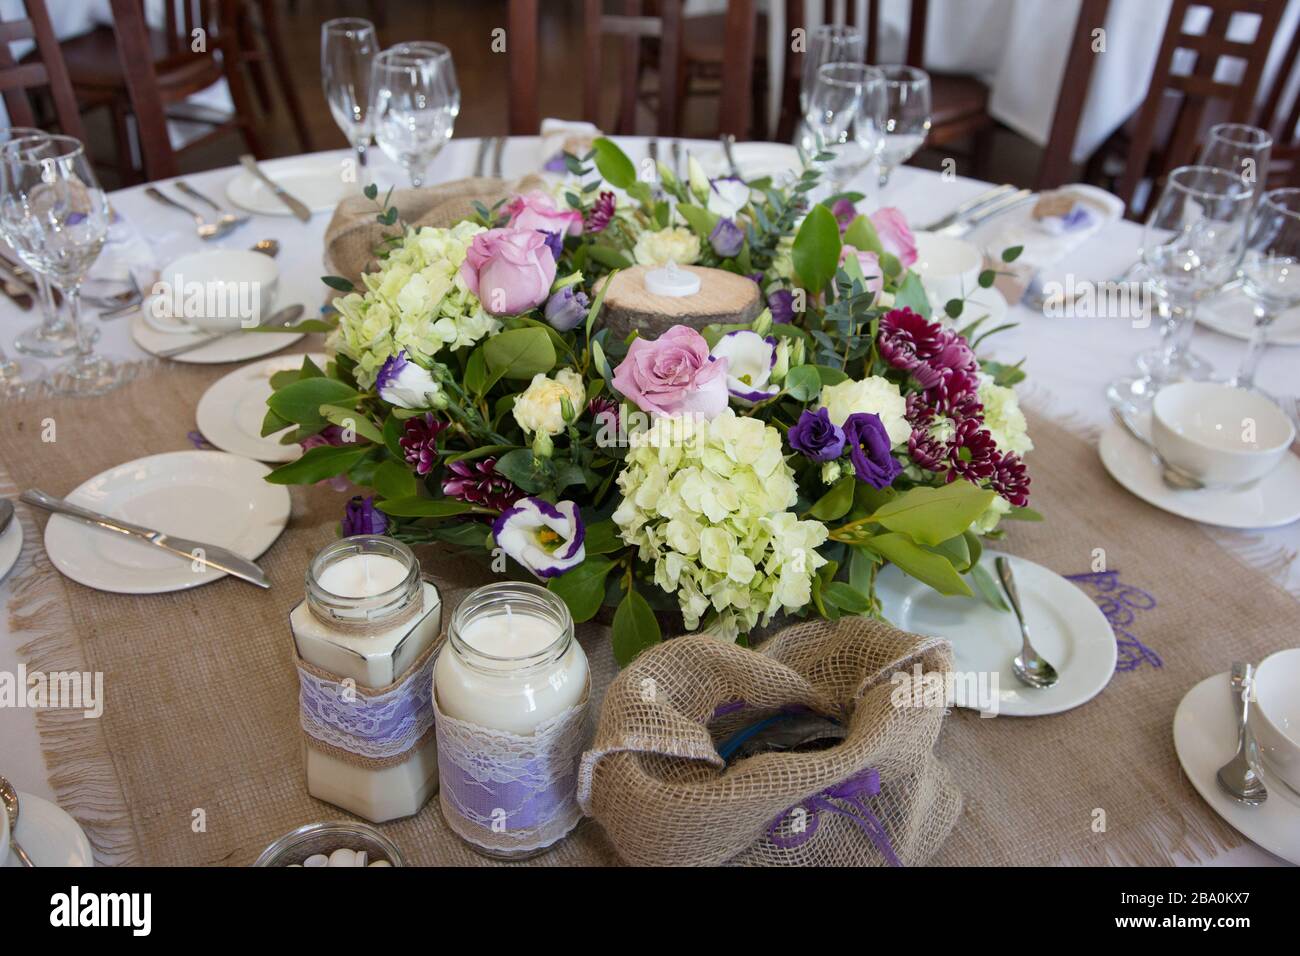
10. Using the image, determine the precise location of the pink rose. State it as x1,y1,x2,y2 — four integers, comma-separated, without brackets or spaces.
460,228,557,316
840,247,885,297
870,207,917,269
504,190,583,237
612,325,729,419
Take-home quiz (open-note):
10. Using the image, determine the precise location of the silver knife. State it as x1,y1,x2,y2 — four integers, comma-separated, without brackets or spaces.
239,154,311,222
936,189,1035,237
154,303,305,359
20,489,270,589
919,184,1016,232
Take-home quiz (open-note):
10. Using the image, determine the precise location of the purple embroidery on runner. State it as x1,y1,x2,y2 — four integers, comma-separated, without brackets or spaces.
1064,570,1163,671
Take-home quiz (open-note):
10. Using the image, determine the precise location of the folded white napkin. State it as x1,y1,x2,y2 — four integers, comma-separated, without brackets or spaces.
975,184,1124,271
539,118,603,174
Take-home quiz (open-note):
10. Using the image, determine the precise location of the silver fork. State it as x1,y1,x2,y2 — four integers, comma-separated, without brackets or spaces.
491,136,506,178
143,186,237,240
473,137,492,176
1217,661,1267,806
174,180,249,234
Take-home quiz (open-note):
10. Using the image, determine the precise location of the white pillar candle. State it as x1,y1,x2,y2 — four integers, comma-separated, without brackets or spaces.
644,261,702,297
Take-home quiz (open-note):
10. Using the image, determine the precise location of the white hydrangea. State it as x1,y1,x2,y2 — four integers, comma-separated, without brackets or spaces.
632,227,701,267
978,377,1033,456
818,376,910,445
512,368,585,436
612,409,829,635
332,221,500,387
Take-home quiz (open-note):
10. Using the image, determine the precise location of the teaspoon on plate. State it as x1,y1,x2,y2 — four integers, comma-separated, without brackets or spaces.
995,556,1060,689
1,775,35,866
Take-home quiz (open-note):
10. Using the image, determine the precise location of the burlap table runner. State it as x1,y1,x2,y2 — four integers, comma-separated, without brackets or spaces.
3,358,1298,866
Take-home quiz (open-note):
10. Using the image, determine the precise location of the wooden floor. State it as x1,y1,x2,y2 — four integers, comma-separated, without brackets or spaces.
92,0,1044,189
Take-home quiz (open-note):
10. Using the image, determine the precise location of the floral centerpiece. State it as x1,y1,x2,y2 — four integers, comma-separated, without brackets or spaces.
264,140,1038,663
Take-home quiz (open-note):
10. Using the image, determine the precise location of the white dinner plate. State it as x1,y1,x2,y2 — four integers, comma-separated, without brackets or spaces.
43,450,290,594
1098,417,1300,529
698,142,803,182
1173,672,1300,866
197,353,326,462
876,551,1117,717
225,153,363,217
0,506,22,582
1198,289,1300,346
3,791,93,867
131,311,303,364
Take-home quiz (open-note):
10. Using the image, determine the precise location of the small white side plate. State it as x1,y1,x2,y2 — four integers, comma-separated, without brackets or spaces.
1173,672,1300,865
43,450,290,594
196,353,326,462
3,791,93,867
876,551,1117,717
225,154,363,216
131,312,303,365
1198,290,1300,347
1099,419,1300,529
0,507,22,582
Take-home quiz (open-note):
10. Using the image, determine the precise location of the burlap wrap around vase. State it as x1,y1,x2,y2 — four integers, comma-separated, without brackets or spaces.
577,617,962,866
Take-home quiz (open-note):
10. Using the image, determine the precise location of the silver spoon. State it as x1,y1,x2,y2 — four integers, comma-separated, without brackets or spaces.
0,776,35,866
0,498,13,536
720,133,741,178
995,556,1060,689
174,180,250,234
1109,407,1205,491
143,186,237,241
1217,661,1268,806
154,303,306,358
251,238,280,258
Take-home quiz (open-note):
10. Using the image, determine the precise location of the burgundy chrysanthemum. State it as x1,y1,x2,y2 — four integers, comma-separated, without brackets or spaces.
441,456,524,511
990,451,1031,507
585,191,616,233
908,425,949,472
923,365,983,416
399,413,449,476
878,308,945,374
946,418,1000,483
588,395,620,431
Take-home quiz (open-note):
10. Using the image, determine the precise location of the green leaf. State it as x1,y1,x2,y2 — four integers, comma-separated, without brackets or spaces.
675,202,719,239
809,476,856,521
611,586,662,666
792,203,841,293
1004,506,1044,521
586,270,615,340
868,483,997,546
320,405,384,443
260,406,291,438
493,447,553,494
322,275,355,293
926,533,972,572
463,346,487,397
842,214,882,254
583,518,625,555
548,555,617,623
587,244,633,270
821,581,872,615
268,378,361,427
264,444,369,485
374,460,418,499
784,364,822,402
970,560,1010,612
592,137,636,189
849,544,879,595
376,497,473,517
1001,244,1023,263
383,413,407,460
863,532,972,597
482,327,557,380
893,271,931,319
978,269,997,289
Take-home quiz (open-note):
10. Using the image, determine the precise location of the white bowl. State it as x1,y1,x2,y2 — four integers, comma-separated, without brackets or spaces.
912,232,983,309
147,249,279,333
1150,382,1294,487
1253,648,1300,793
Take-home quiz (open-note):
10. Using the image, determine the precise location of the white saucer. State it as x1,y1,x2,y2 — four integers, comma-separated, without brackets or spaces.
225,153,363,217
1198,289,1300,346
0,506,23,582
43,450,290,594
876,551,1117,717
196,353,326,462
131,311,303,364
1099,418,1300,529
3,791,93,866
1173,672,1300,865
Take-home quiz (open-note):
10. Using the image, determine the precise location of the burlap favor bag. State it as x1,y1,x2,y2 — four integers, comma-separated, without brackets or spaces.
324,175,549,283
577,617,962,866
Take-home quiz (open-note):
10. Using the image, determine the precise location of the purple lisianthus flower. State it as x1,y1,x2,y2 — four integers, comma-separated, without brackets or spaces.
843,412,902,489
342,495,388,536
491,496,586,579
768,288,795,324
831,198,857,233
376,350,441,409
540,229,565,261
709,217,744,258
398,413,448,476
543,285,590,332
441,456,524,511
709,329,778,405
788,408,845,462
585,190,616,233
544,151,568,174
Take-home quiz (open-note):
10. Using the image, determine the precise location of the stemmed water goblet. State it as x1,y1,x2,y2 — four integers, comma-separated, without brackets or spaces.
371,43,459,188
876,66,932,191
1232,188,1300,395
322,18,380,169
804,63,884,190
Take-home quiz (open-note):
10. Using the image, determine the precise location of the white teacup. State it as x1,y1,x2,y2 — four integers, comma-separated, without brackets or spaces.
1253,648,1300,794
1150,382,1294,487
146,249,279,334
912,232,983,308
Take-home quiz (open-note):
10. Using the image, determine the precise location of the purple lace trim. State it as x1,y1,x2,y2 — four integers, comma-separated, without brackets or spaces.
1065,570,1163,671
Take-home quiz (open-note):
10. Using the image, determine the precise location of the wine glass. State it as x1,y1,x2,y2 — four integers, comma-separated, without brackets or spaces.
876,66,932,189
800,25,865,114
1199,123,1272,196
371,44,459,188
1233,188,1300,393
805,63,884,188
0,134,125,397
1106,166,1253,412
322,18,379,168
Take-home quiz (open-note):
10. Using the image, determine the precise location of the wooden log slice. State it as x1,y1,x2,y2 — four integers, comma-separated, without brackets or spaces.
596,265,762,341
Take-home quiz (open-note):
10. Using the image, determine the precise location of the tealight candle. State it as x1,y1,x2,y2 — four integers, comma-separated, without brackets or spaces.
644,260,702,297
434,582,589,858
290,535,443,823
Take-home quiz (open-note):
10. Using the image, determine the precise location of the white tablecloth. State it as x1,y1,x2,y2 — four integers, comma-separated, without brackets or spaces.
0,136,1293,865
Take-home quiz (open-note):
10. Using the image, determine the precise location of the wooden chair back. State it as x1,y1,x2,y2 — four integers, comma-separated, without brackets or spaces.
0,0,86,141
1036,0,1112,189
107,0,180,179
1256,13,1300,186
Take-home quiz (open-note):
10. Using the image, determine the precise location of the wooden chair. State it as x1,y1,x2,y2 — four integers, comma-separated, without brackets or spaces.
56,0,265,183
1256,14,1300,186
1114,0,1286,218
232,0,313,153
0,0,86,141
1035,0,1112,189
774,0,805,143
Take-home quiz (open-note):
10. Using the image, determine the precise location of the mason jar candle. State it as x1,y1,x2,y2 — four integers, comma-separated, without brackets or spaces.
434,582,590,858
291,535,442,823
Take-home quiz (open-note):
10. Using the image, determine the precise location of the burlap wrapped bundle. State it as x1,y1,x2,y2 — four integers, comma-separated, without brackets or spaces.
323,175,549,284
577,617,962,866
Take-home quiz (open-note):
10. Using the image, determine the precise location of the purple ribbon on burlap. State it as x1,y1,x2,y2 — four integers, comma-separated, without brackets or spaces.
766,767,903,866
